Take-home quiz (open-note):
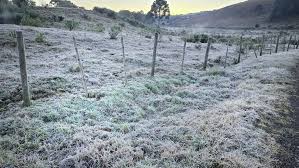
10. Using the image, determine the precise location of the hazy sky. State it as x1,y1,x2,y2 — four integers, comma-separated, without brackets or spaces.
35,0,246,15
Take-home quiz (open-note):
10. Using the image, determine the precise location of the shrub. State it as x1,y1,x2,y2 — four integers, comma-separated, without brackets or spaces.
119,22,126,27
20,15,42,27
35,33,46,43
195,43,201,50
145,35,152,39
51,15,64,22
8,31,16,38
69,64,80,73
93,7,117,19
109,26,122,39
107,11,117,19
95,23,105,32
81,13,90,20
186,34,209,43
122,17,146,28
65,20,79,31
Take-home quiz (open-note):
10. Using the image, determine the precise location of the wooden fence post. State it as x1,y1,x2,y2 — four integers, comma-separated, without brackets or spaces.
254,47,258,58
287,35,292,51
283,36,286,51
224,42,229,68
16,31,31,107
237,36,243,63
151,32,159,77
269,36,273,55
121,37,127,85
203,38,211,71
275,34,280,53
294,35,297,49
181,40,187,73
73,36,88,96
260,35,265,56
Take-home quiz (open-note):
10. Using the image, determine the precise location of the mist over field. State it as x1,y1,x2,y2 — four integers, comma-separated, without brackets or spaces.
0,0,298,167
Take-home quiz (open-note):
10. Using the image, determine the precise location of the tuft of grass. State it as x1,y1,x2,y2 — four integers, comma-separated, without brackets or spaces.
109,25,122,39
206,68,226,76
64,20,79,31
35,33,46,43
69,64,80,73
94,23,105,32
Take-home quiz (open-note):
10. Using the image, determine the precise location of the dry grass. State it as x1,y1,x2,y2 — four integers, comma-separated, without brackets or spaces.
0,49,297,167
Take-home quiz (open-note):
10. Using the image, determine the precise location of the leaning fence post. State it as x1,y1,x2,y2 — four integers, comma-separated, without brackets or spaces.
73,36,88,96
181,39,187,73
260,35,265,56
16,31,31,107
287,35,292,51
275,34,280,53
121,37,127,85
269,36,273,55
294,35,297,49
203,38,211,71
151,32,159,77
224,41,229,68
237,36,243,63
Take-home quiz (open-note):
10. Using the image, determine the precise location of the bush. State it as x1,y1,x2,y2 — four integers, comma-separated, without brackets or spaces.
8,31,16,38
95,23,105,32
195,43,201,50
186,34,209,43
119,22,126,27
107,11,117,19
81,13,90,20
122,17,146,28
109,26,122,39
65,20,79,31
145,35,152,39
51,15,64,22
93,7,117,19
20,15,42,27
35,33,46,43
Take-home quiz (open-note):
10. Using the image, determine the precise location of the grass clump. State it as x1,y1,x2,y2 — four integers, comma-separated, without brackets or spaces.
94,23,105,32
206,68,226,76
109,25,122,39
35,33,46,43
65,20,79,31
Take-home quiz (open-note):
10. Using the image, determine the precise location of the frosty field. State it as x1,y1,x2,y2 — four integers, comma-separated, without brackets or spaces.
0,20,298,168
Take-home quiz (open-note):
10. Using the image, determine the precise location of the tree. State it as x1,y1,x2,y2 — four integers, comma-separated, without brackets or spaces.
12,0,35,8
49,0,77,8
147,0,170,27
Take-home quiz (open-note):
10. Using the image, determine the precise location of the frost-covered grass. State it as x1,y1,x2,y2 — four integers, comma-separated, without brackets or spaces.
0,48,298,167
0,20,298,168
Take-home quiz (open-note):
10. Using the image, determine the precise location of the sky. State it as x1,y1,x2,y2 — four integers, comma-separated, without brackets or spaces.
35,0,247,15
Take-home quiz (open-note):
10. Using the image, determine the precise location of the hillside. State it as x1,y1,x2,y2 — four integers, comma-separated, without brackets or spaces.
169,0,299,28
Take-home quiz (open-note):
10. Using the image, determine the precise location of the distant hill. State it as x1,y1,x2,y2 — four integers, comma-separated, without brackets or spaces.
169,0,299,28
270,0,299,21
